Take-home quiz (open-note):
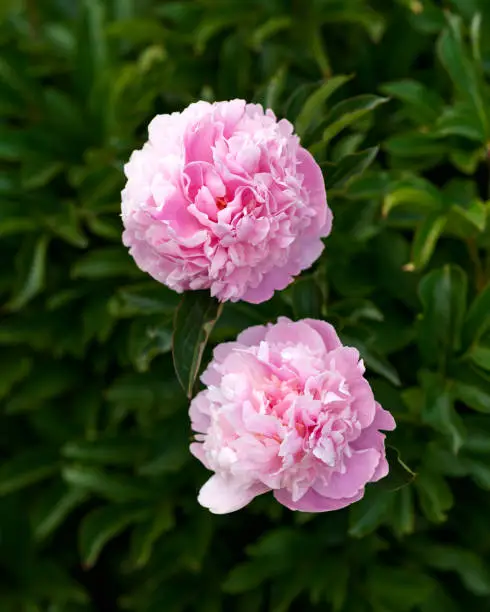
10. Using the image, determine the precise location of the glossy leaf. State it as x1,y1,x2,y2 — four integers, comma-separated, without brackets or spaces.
324,147,379,191
322,95,388,143
418,265,467,367
80,503,149,567
295,74,352,137
172,291,223,398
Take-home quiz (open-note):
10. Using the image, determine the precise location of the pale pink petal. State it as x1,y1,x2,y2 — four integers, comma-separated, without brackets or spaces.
198,475,267,514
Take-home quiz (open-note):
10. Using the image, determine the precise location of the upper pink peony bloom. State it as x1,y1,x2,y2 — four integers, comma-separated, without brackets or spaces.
190,318,395,513
121,100,332,303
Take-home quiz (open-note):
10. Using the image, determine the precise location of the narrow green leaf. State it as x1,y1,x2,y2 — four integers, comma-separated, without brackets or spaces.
418,265,468,366
348,488,393,538
324,147,379,191
62,437,146,466
172,291,223,398
8,235,50,311
421,545,490,596
437,13,488,140
80,503,148,567
383,176,442,216
385,131,446,158
409,212,447,271
289,276,323,319
322,95,388,143
295,74,352,137
416,470,453,523
72,247,141,279
128,316,173,372
129,504,174,568
0,449,59,496
376,446,416,491
452,367,490,413
0,352,31,399
469,344,490,371
32,482,88,542
380,79,444,124
420,371,465,453
62,466,155,501
250,17,291,49
462,282,490,347
450,200,487,232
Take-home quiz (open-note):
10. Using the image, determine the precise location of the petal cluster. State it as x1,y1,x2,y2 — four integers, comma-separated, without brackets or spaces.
121,100,332,303
190,318,395,513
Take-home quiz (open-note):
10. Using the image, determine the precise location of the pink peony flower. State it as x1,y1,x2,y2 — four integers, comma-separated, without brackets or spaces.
121,100,331,303
189,318,395,513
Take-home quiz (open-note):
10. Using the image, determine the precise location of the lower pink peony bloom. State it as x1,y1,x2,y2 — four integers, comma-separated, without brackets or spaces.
190,318,395,513
121,100,331,303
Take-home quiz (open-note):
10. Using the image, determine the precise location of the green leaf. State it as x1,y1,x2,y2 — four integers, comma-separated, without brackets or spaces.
75,0,109,99
295,74,352,137
450,199,487,232
8,235,50,311
418,265,468,367
32,481,88,542
109,283,180,318
62,437,146,466
382,177,442,218
420,371,465,453
324,147,379,191
250,16,292,49
367,567,436,611
348,488,393,537
421,545,490,596
380,79,444,124
436,102,485,142
0,449,59,496
5,360,79,413
72,247,142,279
469,344,490,371
128,316,173,372
384,131,446,158
408,212,447,271
415,470,453,523
452,367,490,413
288,276,323,319
79,503,149,567
0,351,31,399
376,446,416,491
437,13,489,140
62,466,156,502
129,503,174,568
322,95,388,143
341,333,401,386
172,291,223,398
462,282,490,347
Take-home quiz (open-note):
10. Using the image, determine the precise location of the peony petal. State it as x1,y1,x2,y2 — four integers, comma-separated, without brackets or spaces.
274,487,364,512
198,475,267,514
313,448,380,499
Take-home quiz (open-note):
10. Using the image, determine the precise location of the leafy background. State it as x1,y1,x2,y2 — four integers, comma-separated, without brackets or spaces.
2,0,490,610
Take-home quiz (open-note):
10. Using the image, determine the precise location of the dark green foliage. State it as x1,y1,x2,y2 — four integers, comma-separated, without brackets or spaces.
1,0,490,610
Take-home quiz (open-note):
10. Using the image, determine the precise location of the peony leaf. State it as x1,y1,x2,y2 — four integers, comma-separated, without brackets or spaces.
376,446,416,492
324,147,379,191
408,212,447,271
173,291,223,398
322,95,388,144
79,503,149,568
0,448,59,497
417,265,468,367
462,281,490,347
295,74,352,138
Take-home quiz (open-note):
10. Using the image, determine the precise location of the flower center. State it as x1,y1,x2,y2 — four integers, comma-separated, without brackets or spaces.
216,197,228,210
